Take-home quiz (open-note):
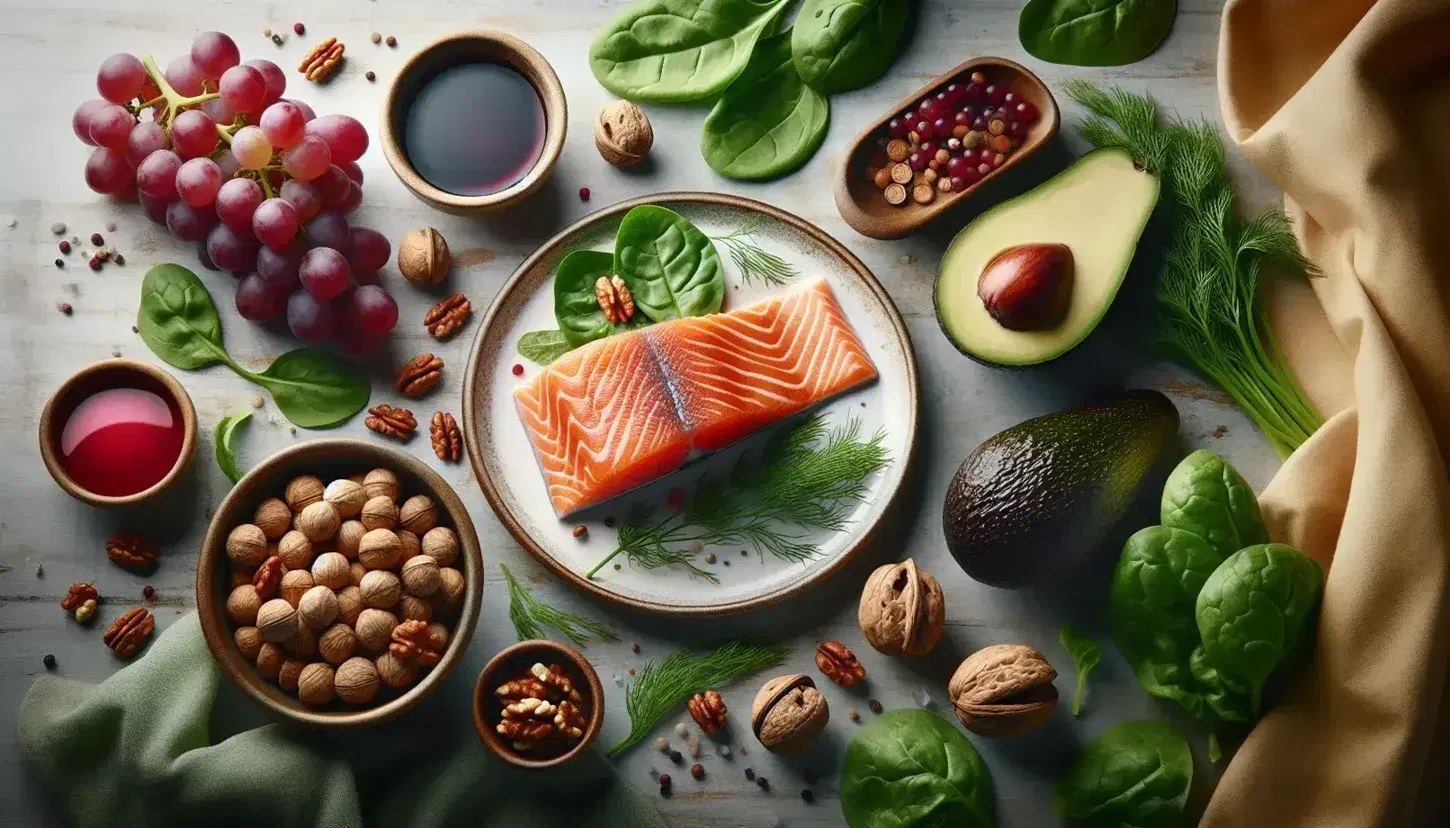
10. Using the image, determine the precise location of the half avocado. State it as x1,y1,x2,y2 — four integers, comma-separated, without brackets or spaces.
935,147,1159,367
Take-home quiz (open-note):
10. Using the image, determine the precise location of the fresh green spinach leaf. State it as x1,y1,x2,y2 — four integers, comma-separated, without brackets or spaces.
1195,543,1323,714
791,0,909,93
1189,643,1253,725
1059,625,1101,717
615,205,724,321
137,263,232,370
589,0,794,103
214,411,252,484
1162,449,1266,559
1019,0,1178,67
701,31,830,180
841,709,995,828
246,349,371,429
554,250,629,346
517,330,575,365
1054,720,1192,828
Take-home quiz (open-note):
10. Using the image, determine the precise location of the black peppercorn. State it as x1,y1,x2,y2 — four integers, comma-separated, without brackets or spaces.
43,654,56,669
801,789,815,803
756,776,770,791
54,258,64,268
113,253,125,265
668,749,683,764
365,71,376,82
744,767,755,781
868,698,883,714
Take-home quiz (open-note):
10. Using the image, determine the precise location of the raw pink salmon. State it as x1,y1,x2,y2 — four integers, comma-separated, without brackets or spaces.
514,277,879,517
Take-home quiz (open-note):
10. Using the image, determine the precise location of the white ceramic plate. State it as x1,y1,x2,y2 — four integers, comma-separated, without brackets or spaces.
463,193,918,616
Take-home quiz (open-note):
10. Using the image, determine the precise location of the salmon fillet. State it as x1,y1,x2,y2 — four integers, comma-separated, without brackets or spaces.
514,277,879,516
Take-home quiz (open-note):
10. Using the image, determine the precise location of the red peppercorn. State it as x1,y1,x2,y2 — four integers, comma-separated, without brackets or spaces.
88,257,102,271
579,187,591,201
91,233,104,246
511,363,524,376
293,22,305,35
58,240,71,254
690,763,704,779
58,302,73,315
143,585,156,601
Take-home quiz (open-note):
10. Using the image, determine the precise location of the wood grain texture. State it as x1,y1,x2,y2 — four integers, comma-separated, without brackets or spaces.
0,1,1280,826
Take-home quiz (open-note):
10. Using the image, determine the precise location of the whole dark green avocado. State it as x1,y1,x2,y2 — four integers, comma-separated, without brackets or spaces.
944,390,1179,588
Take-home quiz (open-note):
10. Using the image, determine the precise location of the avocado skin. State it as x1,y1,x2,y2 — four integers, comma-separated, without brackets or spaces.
943,390,1179,589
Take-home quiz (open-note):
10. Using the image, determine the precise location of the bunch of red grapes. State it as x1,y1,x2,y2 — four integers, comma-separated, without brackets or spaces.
74,31,399,355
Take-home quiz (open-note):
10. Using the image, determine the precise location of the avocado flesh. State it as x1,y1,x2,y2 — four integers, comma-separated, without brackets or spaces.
943,390,1179,589
935,148,1159,367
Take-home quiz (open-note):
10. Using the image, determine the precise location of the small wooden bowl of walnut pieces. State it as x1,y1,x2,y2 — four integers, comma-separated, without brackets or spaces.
197,439,482,729
473,640,604,769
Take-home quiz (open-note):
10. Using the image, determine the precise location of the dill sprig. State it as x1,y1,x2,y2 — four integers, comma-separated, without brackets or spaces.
712,219,800,287
1066,81,1322,457
501,563,618,646
605,641,786,756
585,416,890,581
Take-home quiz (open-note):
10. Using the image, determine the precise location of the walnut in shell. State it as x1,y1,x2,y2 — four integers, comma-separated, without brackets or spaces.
284,623,317,658
360,569,402,609
398,593,433,623
750,674,829,755
298,662,336,705
257,598,299,643
398,530,421,564
360,496,398,531
595,100,653,167
226,584,262,626
323,479,367,518
277,530,314,570
433,567,465,616
375,651,419,689
311,551,352,590
226,524,268,568
298,585,340,629
359,528,402,570
319,623,358,665
398,227,450,286
401,555,441,597
421,526,458,567
295,501,341,542
356,608,398,652
234,626,263,661
363,467,399,502
280,569,314,607
336,520,365,559
948,644,1059,739
399,495,437,534
254,497,293,541
335,656,380,705
336,586,364,627
858,558,945,657
284,475,325,513
279,658,308,691
256,642,286,679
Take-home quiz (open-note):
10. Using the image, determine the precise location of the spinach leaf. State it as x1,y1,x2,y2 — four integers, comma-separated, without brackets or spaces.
701,31,830,180
1195,543,1323,713
1019,0,1178,67
1054,721,1192,828
517,330,574,365
1059,625,1101,716
137,263,232,370
214,411,252,484
840,709,995,828
1189,644,1253,725
791,0,909,93
589,0,794,103
1162,449,1266,559
246,349,371,429
555,250,628,346
615,205,725,322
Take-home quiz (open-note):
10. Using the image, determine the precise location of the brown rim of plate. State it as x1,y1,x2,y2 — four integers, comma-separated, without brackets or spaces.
195,438,484,729
37,358,198,507
461,191,920,618
472,639,605,769
380,30,567,215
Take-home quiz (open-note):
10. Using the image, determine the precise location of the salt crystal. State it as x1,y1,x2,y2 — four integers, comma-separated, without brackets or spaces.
716,744,731,758
912,688,933,708
675,722,689,739
612,673,624,687
649,768,660,781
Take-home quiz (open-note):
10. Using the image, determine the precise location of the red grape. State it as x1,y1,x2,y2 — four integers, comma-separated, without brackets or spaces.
313,165,352,208
84,148,133,194
207,222,261,272
164,55,205,96
347,228,391,273
236,273,285,322
243,59,286,106
97,53,147,104
304,211,350,250
256,245,302,290
125,121,168,167
259,102,306,150
175,157,223,206
281,98,316,122
346,285,398,336
72,100,108,145
1012,101,1039,123
985,84,1008,104
216,177,264,231
947,156,973,179
137,150,183,198
231,125,273,170
304,114,368,164
281,135,331,180
335,327,385,358
341,161,364,185
139,192,170,224
338,181,364,214
299,247,351,300
219,65,266,114
286,290,333,342
253,198,301,250
201,97,235,126
165,200,216,241
279,179,322,221
171,110,219,158
88,104,135,150
191,32,241,79
216,152,241,179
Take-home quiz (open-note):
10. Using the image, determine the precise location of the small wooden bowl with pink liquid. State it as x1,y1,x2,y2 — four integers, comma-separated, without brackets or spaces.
39,359,198,507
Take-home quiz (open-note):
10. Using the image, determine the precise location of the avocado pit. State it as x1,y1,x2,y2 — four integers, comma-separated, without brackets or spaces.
977,243,1073,331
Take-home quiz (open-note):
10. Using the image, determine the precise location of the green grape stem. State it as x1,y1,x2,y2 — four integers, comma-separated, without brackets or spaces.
137,54,222,131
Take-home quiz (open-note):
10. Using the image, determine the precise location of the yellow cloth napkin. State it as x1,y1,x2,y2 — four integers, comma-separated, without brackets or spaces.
1211,0,1450,825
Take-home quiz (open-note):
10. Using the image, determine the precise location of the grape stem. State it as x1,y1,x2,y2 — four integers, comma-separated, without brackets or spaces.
138,54,220,127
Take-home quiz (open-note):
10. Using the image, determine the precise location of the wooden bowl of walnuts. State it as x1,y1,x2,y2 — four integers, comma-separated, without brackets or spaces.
196,439,482,728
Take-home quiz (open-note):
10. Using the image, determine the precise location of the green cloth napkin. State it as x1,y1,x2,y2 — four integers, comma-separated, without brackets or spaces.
18,614,665,828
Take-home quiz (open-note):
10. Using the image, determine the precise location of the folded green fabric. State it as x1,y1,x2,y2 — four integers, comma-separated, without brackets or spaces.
18,614,665,828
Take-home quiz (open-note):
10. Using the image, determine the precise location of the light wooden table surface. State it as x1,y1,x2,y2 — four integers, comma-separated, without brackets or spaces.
0,1,1283,825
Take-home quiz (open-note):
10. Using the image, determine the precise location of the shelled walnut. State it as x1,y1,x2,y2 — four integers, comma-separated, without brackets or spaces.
491,661,592,754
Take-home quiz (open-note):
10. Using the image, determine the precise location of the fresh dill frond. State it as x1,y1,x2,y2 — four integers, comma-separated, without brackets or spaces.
501,563,618,646
712,219,800,287
605,642,786,756
1066,81,1322,457
586,416,890,580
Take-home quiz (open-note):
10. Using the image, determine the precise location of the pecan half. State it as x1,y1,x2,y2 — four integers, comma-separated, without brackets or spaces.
503,696,557,721
532,662,585,704
366,405,416,440
104,607,155,660
555,699,586,740
430,412,462,462
594,275,635,324
424,293,472,339
60,582,98,611
495,676,550,701
395,353,443,398
389,618,441,666
688,689,728,737
815,640,866,687
253,556,283,599
298,37,345,82
496,718,554,745
106,533,157,572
